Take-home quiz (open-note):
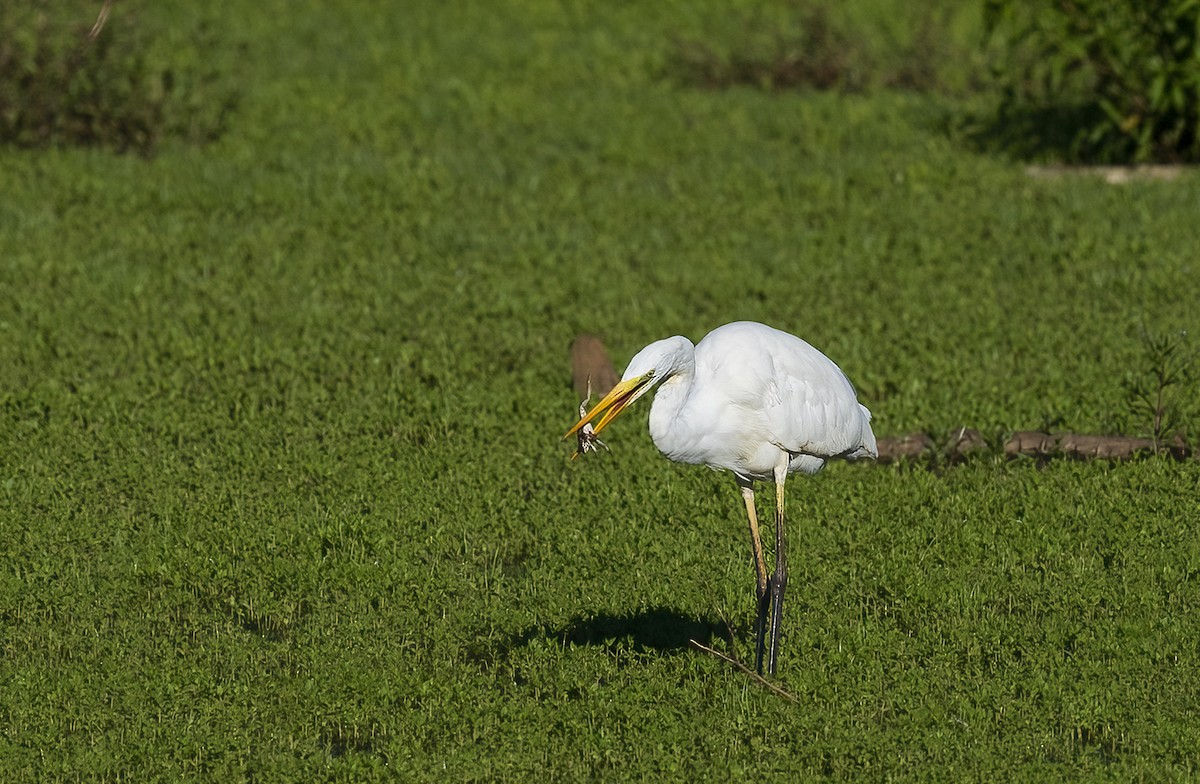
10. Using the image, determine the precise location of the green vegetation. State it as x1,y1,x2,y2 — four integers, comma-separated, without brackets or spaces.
2,0,1198,779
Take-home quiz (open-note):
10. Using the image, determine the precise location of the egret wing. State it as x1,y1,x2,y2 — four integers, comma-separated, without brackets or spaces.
698,322,875,461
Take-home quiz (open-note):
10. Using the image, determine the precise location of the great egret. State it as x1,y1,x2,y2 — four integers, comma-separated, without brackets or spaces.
564,321,877,676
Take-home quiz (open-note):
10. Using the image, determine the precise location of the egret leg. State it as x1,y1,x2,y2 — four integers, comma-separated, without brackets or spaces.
739,482,769,595
767,463,789,676
755,584,774,675
739,481,770,674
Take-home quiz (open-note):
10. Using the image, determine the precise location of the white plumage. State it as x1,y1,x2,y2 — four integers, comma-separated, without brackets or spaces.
565,321,876,675
631,322,875,478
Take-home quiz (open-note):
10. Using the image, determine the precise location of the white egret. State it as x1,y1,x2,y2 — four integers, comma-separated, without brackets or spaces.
564,321,876,675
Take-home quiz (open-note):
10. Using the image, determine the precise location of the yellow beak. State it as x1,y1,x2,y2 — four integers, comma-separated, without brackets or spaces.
564,373,653,440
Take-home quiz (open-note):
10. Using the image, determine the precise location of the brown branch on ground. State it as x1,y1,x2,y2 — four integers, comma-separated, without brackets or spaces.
876,431,935,460
687,639,799,702
1003,431,1191,461
877,429,1193,463
877,428,988,463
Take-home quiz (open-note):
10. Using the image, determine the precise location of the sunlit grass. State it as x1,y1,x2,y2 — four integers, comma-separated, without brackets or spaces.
1,0,1198,779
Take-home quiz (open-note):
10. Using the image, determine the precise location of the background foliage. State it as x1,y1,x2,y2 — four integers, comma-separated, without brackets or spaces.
984,0,1200,163
1,0,1198,780
0,0,236,153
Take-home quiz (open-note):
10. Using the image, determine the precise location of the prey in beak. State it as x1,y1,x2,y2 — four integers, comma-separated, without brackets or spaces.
564,371,655,457
570,380,609,460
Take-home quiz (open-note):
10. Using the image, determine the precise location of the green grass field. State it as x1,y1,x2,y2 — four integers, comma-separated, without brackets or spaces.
2,1,1199,779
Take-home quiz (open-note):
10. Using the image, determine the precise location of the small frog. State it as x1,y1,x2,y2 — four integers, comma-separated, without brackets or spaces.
572,379,610,460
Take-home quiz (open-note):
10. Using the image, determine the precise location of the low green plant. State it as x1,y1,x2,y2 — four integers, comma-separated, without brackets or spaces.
0,1,236,154
1125,329,1193,452
984,0,1200,163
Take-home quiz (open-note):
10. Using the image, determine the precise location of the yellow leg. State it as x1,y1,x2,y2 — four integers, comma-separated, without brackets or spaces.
740,483,768,596
740,480,773,674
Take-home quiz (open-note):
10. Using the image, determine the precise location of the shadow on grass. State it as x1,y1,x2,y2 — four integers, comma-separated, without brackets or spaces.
956,102,1112,163
469,606,728,668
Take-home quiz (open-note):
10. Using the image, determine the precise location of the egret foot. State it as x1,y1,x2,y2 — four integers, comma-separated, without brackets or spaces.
766,567,787,676
754,582,771,675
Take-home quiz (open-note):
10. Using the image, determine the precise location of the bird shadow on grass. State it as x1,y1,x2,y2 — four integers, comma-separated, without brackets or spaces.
467,606,729,669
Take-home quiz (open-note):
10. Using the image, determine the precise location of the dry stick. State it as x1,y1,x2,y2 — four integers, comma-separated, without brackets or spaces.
1004,431,1169,460
688,639,799,703
89,0,115,40
874,430,1192,463
691,606,798,701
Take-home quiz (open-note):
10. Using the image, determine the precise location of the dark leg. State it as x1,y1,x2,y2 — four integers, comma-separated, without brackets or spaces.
755,583,772,675
767,465,789,676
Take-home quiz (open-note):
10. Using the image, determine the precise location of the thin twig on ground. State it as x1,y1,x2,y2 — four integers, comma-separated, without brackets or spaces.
688,638,799,703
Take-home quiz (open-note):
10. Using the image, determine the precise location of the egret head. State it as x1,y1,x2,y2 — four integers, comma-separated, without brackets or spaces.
564,336,692,441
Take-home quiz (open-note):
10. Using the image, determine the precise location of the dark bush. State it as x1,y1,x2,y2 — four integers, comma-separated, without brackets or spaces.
668,4,982,96
0,1,237,155
985,0,1200,163
671,6,870,93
